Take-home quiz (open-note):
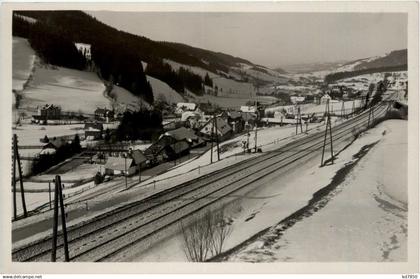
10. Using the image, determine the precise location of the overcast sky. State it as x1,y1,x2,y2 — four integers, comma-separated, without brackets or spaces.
88,11,407,68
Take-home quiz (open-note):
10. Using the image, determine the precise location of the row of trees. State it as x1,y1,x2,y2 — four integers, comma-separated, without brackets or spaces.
115,110,163,141
92,43,154,104
13,16,87,70
145,59,210,95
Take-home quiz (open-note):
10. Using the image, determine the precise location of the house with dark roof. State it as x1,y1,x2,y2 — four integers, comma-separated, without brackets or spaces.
94,107,114,122
144,127,202,162
32,104,61,123
199,116,233,141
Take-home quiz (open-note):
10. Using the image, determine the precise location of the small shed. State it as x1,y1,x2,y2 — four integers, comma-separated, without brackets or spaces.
165,140,190,159
104,156,137,176
84,122,103,140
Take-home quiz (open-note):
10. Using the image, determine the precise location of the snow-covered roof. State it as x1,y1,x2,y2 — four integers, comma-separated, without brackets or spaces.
181,111,201,121
105,156,134,171
131,150,147,165
176,103,197,111
164,127,199,142
84,122,103,131
240,106,257,113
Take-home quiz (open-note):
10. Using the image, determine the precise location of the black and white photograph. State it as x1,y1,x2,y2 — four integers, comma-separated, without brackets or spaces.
0,1,419,275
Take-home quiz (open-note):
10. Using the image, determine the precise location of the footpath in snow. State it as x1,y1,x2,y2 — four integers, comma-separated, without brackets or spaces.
225,119,407,262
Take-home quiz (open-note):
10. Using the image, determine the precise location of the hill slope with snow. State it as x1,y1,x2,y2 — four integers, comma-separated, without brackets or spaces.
13,37,36,92
13,36,151,115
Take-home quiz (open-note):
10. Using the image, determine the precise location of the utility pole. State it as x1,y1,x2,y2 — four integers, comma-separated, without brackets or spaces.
254,125,258,153
48,181,52,209
213,114,220,161
51,175,69,262
352,100,355,117
340,100,345,119
210,119,214,164
367,105,375,128
246,124,250,152
320,100,334,167
138,164,141,183
12,134,27,220
295,106,303,135
124,154,128,189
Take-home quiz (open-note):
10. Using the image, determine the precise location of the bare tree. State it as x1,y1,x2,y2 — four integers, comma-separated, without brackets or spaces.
210,209,232,255
181,209,232,262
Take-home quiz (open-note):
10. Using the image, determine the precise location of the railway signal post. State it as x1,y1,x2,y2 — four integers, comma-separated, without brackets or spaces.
51,175,70,262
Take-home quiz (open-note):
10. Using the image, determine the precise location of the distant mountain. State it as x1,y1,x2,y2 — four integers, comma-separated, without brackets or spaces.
280,61,347,74
353,49,407,71
324,49,407,83
273,67,288,74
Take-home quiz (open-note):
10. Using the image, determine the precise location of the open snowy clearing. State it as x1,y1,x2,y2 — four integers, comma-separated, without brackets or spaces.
109,84,151,111
146,75,185,104
19,64,111,114
266,99,363,116
227,120,407,262
12,37,36,92
13,123,85,146
164,59,256,99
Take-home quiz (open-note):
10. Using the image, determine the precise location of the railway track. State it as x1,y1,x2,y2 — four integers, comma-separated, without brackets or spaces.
12,103,390,262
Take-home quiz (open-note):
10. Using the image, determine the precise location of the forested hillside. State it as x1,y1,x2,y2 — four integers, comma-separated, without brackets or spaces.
13,11,281,102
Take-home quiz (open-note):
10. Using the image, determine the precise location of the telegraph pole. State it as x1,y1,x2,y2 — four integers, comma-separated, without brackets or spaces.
210,119,214,164
12,134,27,220
51,175,69,262
254,125,258,152
213,114,220,161
295,106,303,135
321,100,334,166
124,154,128,189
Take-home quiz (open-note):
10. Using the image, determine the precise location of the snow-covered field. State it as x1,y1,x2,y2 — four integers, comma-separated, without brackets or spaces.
192,94,278,109
109,84,151,111
228,120,407,262
19,65,111,114
13,123,85,146
12,123,85,175
146,75,185,104
13,37,111,114
164,59,256,99
266,99,362,116
12,37,36,92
